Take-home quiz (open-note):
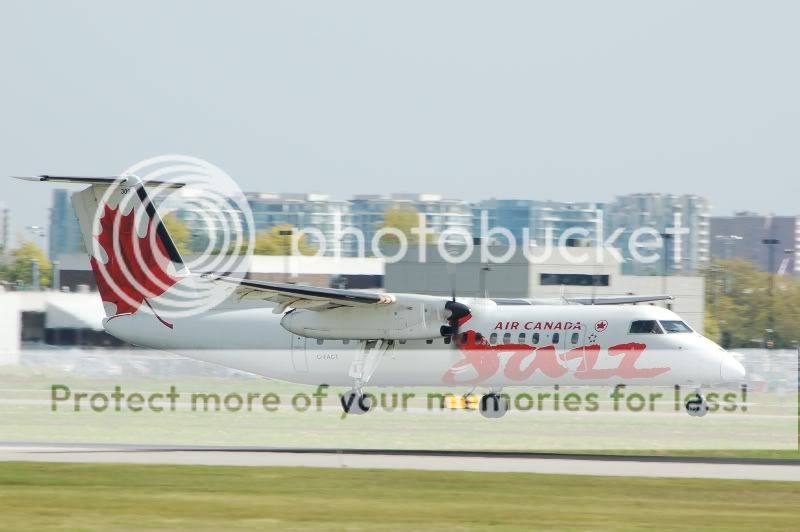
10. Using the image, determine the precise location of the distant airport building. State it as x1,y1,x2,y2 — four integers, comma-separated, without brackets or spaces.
385,244,705,332
52,252,384,292
472,199,604,247
48,189,84,261
604,193,711,274
710,213,799,275
0,291,21,364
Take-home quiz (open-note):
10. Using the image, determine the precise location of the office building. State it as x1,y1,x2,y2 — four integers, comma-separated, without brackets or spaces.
246,192,352,256
605,193,710,274
350,193,472,250
48,189,84,261
472,199,604,247
710,213,798,275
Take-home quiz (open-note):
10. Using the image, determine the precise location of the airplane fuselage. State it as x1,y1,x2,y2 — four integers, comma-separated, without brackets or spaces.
104,300,742,388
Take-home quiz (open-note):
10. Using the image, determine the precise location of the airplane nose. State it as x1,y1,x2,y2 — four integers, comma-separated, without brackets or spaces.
720,355,746,382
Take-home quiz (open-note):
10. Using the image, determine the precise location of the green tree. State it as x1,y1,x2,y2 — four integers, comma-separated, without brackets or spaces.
703,312,721,344
773,274,800,349
3,241,52,289
377,206,435,245
253,224,316,256
162,213,190,254
703,259,800,349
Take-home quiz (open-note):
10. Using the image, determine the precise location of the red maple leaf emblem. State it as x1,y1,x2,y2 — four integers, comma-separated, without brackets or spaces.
89,204,178,327
595,320,608,332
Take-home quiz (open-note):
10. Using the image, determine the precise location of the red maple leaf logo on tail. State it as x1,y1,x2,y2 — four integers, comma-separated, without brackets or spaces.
89,204,178,328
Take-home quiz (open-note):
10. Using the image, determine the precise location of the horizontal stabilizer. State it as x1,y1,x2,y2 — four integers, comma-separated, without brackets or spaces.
12,175,185,188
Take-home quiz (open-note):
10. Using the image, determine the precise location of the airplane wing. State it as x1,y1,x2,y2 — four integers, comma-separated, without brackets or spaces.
493,294,674,306
203,274,395,313
565,294,674,305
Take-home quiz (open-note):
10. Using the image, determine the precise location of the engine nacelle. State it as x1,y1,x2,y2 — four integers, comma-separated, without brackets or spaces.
280,296,450,340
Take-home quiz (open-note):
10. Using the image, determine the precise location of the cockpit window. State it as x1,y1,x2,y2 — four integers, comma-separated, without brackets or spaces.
629,320,663,334
660,320,693,333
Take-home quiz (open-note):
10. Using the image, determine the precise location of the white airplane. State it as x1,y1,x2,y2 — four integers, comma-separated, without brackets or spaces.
19,175,746,418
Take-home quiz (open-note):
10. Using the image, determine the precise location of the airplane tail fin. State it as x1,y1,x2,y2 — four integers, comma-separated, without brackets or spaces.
17,175,187,318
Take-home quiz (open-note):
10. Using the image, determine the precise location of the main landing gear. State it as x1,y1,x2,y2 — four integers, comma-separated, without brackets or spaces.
685,392,709,417
340,389,374,415
340,339,392,415
479,392,510,419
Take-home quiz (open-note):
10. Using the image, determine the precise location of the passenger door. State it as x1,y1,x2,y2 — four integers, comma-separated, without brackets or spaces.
561,326,589,374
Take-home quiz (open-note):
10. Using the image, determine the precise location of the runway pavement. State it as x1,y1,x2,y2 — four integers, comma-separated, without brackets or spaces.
0,443,798,481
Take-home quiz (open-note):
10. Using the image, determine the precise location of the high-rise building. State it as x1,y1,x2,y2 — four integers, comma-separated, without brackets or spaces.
710,213,799,275
471,199,533,245
163,188,244,255
529,201,604,247
158,187,717,276
48,189,84,260
170,191,472,257
605,193,710,274
246,193,352,256
472,199,604,247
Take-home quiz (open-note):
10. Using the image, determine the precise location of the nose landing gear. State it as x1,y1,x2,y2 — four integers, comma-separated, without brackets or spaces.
479,392,510,419
685,392,709,417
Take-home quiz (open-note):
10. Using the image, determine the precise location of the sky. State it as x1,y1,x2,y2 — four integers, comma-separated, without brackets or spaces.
1,0,799,245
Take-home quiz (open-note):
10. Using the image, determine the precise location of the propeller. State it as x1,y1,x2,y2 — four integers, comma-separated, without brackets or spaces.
440,264,471,345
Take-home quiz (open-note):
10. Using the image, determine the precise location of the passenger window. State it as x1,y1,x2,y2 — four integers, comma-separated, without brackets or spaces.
571,332,579,344
532,333,540,344
316,339,324,345
489,333,498,345
342,339,350,345
518,332,526,343
503,332,511,344
398,339,406,344
630,320,663,334
552,333,560,344
660,320,693,333
426,339,433,344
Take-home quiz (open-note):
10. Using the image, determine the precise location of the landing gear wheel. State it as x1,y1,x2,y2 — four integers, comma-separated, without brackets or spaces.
479,393,510,419
341,390,373,415
685,393,709,417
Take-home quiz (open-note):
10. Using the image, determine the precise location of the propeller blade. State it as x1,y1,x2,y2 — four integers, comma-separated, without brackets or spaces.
442,264,470,346
441,299,471,347
446,262,457,302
